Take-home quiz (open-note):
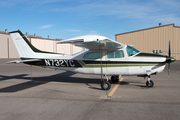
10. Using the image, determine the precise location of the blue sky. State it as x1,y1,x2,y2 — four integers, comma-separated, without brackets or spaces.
0,0,180,39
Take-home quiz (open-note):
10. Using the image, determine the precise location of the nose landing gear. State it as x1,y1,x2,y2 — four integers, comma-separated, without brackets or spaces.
146,76,154,87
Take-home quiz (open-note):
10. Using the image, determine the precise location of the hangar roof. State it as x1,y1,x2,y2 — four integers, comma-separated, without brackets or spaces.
116,23,180,36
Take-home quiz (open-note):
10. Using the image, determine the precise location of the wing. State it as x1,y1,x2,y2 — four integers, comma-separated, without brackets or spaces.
57,35,125,50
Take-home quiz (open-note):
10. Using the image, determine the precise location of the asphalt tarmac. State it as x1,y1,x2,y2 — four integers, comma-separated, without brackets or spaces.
0,59,180,120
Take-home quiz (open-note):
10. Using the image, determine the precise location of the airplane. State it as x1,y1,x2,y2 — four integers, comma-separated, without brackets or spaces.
7,30,176,90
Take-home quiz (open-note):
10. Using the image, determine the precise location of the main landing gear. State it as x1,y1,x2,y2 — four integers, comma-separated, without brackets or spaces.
111,75,120,82
146,76,154,87
101,75,121,90
101,75,111,90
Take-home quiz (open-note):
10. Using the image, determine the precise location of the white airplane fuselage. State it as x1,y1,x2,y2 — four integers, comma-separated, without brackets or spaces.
9,30,176,90
10,31,174,77
23,48,166,76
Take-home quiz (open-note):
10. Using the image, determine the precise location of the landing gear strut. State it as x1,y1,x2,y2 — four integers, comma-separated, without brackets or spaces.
146,76,154,87
101,75,111,90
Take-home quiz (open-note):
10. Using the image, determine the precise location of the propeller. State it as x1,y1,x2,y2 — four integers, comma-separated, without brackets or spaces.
167,41,176,77
168,41,171,77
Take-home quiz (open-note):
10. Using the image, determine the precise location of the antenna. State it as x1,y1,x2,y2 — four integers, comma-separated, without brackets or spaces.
110,34,115,40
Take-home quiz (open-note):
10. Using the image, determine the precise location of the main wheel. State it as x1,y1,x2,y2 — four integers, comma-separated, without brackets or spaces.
101,81,111,90
146,80,154,87
111,76,119,82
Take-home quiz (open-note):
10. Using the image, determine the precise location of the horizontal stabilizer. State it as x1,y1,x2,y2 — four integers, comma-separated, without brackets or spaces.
6,59,41,64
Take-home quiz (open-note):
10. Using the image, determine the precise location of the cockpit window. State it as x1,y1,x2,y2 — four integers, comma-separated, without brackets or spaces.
107,50,124,58
126,45,140,57
84,52,101,59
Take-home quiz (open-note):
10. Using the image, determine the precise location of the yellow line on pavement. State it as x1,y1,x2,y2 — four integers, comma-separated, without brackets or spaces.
108,78,124,97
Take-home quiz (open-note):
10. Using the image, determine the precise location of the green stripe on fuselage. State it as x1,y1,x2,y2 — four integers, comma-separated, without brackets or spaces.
82,60,166,68
77,60,86,66
20,58,166,68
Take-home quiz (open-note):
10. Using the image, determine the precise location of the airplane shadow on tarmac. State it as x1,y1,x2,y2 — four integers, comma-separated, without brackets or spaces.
0,71,145,92
0,72,104,92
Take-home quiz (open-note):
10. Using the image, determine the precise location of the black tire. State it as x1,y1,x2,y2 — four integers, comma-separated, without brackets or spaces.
146,80,154,87
101,81,111,90
111,76,119,82
111,76,115,82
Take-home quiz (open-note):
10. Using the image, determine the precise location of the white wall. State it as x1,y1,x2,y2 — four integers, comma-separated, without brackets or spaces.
0,32,84,58
0,33,19,58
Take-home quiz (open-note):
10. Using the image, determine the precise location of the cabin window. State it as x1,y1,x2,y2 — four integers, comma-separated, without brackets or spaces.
107,50,124,58
84,52,101,59
126,45,140,57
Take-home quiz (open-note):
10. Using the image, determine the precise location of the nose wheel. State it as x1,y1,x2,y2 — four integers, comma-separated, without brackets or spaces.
146,76,154,87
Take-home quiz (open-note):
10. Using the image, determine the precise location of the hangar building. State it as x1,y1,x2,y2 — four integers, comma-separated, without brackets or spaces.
0,30,83,58
1,23,180,60
116,23,180,60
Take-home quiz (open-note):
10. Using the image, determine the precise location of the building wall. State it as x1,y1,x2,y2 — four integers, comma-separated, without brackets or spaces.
173,26,180,60
0,33,9,58
0,32,19,58
57,44,71,55
30,38,83,55
1,24,179,60
116,24,180,60
0,31,84,58
30,38,57,53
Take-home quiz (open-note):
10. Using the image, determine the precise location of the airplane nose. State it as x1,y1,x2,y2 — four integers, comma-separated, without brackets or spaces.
166,56,176,63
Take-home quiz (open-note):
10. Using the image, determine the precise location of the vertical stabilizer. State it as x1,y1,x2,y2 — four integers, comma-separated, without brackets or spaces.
10,30,45,58
10,31,35,58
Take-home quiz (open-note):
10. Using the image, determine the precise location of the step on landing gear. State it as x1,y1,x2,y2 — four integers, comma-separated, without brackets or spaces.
101,75,111,90
146,76,154,87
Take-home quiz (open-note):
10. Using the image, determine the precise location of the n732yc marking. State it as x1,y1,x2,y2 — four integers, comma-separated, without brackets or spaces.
44,59,75,67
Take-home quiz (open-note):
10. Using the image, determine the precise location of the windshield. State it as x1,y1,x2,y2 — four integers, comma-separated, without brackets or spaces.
126,45,140,57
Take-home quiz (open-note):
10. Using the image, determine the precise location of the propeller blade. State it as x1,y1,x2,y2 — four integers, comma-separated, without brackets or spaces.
168,41,171,57
168,41,171,77
168,63,170,77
